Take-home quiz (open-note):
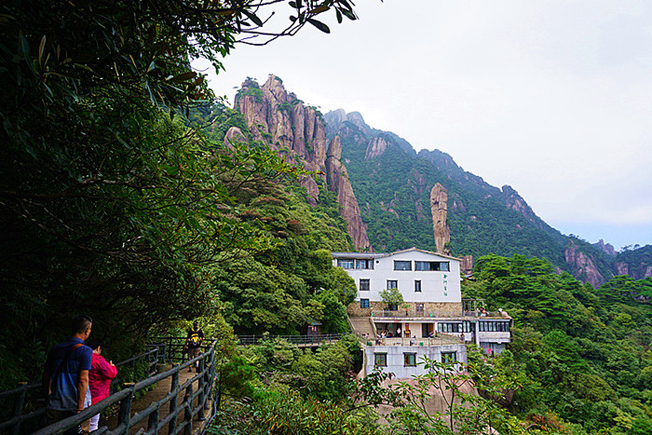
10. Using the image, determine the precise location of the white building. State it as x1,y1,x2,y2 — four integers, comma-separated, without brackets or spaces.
333,247,511,377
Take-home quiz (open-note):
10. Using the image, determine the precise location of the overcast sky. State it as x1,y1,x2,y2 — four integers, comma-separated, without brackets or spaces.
194,0,652,251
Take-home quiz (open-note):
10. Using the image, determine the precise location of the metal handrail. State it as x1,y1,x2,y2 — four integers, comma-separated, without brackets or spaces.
30,341,218,435
369,310,506,318
235,333,346,346
1,344,166,435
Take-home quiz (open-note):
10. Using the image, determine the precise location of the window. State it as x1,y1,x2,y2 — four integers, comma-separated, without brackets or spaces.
416,303,424,312
438,323,462,333
479,321,510,332
394,260,412,271
359,279,370,291
404,353,417,367
337,259,354,269
374,353,387,367
414,280,422,292
415,261,450,271
441,351,457,364
360,299,370,309
387,280,398,289
356,259,374,269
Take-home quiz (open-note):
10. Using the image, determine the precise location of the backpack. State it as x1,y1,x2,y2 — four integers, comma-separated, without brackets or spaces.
189,328,201,346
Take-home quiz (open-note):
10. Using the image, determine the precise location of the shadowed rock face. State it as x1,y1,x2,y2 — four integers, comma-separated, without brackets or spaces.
234,75,370,251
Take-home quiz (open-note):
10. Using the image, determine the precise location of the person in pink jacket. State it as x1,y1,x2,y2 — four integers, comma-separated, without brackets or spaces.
86,339,118,432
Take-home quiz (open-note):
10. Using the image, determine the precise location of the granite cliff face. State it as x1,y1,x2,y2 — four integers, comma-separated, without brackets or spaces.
326,137,371,251
564,241,610,288
614,245,652,280
365,136,389,161
430,183,450,254
234,75,370,251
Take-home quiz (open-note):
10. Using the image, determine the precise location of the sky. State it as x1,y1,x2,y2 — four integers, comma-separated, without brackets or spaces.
193,0,652,251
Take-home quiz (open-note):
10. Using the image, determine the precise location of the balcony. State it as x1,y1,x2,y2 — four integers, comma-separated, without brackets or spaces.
370,309,506,319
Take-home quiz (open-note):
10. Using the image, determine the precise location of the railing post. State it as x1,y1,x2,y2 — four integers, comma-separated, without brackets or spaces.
184,383,193,435
197,357,206,421
168,367,180,435
147,407,160,433
10,382,27,435
117,386,134,433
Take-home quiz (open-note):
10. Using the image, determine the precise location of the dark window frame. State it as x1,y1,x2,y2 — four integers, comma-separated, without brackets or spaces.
394,260,412,271
404,352,417,367
441,351,457,364
415,261,450,272
337,259,354,269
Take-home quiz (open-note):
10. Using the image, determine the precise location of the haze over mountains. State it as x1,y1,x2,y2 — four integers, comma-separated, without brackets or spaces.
232,75,651,289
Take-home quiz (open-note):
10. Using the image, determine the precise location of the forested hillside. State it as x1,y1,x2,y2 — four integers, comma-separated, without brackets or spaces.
323,110,651,287
463,255,652,434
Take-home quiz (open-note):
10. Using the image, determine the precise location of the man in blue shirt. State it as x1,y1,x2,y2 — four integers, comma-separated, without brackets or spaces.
42,315,93,434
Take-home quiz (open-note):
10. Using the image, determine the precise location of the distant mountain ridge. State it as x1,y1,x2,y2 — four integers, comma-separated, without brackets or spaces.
230,76,650,288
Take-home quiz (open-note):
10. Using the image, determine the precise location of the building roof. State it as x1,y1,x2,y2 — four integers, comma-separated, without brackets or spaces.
332,247,461,262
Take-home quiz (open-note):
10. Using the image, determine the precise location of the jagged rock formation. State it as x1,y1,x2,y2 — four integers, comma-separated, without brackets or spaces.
594,239,617,256
564,242,607,288
430,183,450,255
326,137,371,251
234,75,370,251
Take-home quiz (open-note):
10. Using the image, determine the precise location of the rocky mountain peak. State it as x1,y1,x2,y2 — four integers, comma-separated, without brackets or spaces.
594,239,617,256
233,75,370,251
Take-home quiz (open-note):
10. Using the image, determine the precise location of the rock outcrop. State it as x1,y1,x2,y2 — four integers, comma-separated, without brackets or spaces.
594,239,617,256
461,255,474,276
234,75,370,251
564,242,606,288
430,183,450,255
365,136,389,161
326,136,371,251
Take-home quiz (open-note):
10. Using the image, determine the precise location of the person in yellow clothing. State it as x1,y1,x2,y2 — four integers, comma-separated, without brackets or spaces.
184,321,204,372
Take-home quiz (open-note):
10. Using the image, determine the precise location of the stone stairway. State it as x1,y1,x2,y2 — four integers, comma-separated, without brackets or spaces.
349,316,376,338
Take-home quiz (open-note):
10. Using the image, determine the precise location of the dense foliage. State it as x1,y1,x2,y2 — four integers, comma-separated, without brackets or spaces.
0,0,359,389
465,254,652,434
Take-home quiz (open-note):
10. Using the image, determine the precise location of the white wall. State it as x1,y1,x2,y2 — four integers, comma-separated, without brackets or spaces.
364,344,467,378
335,249,462,304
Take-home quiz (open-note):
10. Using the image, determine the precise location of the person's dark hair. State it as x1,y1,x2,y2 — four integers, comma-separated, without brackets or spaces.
86,339,102,350
72,315,92,334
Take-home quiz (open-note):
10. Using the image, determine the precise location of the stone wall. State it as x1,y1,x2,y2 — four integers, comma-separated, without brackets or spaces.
347,301,463,317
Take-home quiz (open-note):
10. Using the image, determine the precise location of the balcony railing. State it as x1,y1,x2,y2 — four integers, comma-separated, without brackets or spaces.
370,310,505,318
